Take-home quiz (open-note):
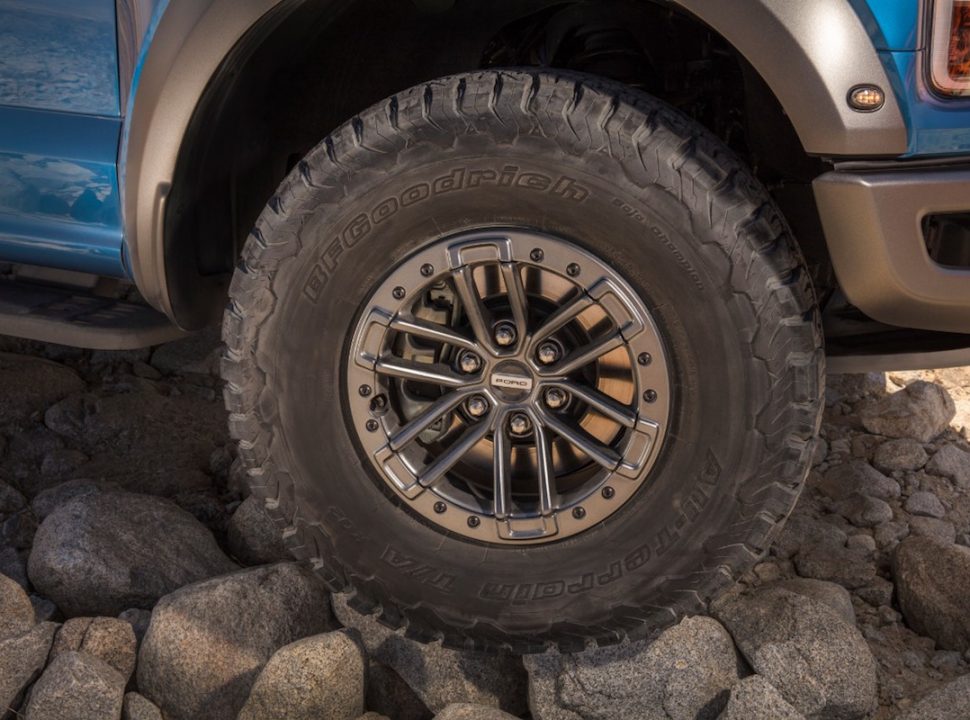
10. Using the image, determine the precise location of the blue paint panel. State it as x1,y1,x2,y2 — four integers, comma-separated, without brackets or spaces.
0,1,121,117
0,105,127,276
854,0,921,51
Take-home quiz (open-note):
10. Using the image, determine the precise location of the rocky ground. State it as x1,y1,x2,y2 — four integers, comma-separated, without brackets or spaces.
2,332,970,720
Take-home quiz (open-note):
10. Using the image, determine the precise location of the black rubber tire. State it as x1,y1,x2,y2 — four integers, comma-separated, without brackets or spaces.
222,69,824,654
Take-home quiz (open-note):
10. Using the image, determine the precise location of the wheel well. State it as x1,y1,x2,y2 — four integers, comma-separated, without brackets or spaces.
165,0,833,329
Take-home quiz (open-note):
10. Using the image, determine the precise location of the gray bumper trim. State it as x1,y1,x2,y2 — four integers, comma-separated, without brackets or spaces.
814,167,970,334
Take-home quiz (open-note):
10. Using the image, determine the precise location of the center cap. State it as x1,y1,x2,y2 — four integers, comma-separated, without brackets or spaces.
489,361,534,400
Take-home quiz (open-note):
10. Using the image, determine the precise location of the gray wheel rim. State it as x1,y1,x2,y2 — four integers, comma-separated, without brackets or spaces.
347,229,671,544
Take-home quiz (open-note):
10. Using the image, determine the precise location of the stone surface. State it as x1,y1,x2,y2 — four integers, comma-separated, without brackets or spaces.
137,563,332,720
524,616,739,720
719,676,806,720
23,650,125,720
793,544,877,590
366,660,433,720
712,586,877,719
30,479,116,520
904,491,946,519
0,621,58,715
816,462,900,501
334,593,526,716
28,490,237,616
908,517,957,544
0,353,84,428
831,494,894,528
51,616,137,681
0,480,27,515
897,675,970,720
893,536,970,652
237,631,365,720
434,704,521,720
858,381,955,443
0,571,36,639
150,327,221,376
226,495,289,566
925,443,970,488
872,439,928,473
772,579,855,626
123,692,164,720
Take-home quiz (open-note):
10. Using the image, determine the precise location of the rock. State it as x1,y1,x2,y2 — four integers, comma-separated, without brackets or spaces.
227,496,288,565
435,705,521,720
39,448,87,477
773,513,847,560
719,676,806,720
365,660,433,720
0,571,36,639
793,544,877,589
897,675,970,720
524,615,739,720
123,692,163,720
904,491,946,519
872,439,928,473
830,494,894,528
772,579,855,625
0,622,58,714
828,373,886,399
893,536,970,652
333,594,526,716
0,545,28,588
0,480,27,515
52,616,137,681
858,381,955,443
118,608,152,645
810,438,828,467
925,443,970,488
816,462,900,501
150,328,221,376
845,534,876,554
237,631,365,720
854,577,894,608
357,715,391,720
0,354,85,427
137,563,332,720
711,586,877,719
2,507,37,549
30,479,116,520
28,491,237,616
30,595,58,622
23,651,125,720
909,517,957,544
874,521,909,550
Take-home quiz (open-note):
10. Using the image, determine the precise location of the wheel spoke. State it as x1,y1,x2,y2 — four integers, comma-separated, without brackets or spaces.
375,357,471,388
533,416,556,516
558,381,637,428
390,316,478,352
530,291,594,346
492,411,512,519
418,421,492,487
452,266,495,351
501,262,529,347
539,408,622,470
549,329,625,376
390,390,472,451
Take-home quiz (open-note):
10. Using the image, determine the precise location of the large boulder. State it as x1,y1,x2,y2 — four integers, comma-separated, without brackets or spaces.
137,563,332,720
524,616,740,720
893,536,970,652
711,586,877,719
772,579,855,625
925,443,970,489
0,354,84,427
0,622,58,714
858,381,955,443
897,675,970,720
23,651,126,720
0,571,36,639
237,631,365,720
720,676,806,720
333,593,526,716
27,491,237,616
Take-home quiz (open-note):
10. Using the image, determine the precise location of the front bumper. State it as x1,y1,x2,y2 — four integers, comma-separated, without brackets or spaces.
814,165,970,334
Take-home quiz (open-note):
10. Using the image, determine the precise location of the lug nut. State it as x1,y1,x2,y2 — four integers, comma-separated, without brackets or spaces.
544,388,568,410
536,342,561,366
466,395,489,418
508,413,533,437
458,351,482,374
494,322,517,348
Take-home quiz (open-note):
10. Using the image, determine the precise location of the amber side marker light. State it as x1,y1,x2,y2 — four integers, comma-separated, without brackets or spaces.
931,0,970,95
848,85,886,112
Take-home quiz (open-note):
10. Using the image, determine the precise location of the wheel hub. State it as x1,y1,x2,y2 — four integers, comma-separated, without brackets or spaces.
346,229,671,544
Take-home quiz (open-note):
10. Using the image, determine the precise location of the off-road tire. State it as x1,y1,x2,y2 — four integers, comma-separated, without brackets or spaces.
222,69,824,654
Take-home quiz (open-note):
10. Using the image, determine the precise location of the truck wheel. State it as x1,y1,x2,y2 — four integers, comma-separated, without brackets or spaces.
223,70,823,653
